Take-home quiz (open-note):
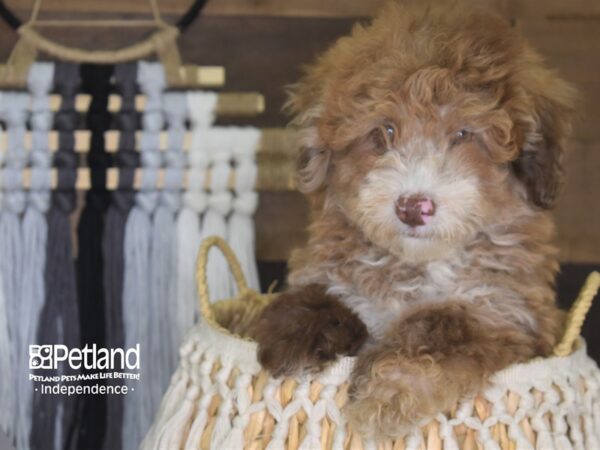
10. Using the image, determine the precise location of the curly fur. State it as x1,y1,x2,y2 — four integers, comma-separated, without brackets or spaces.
252,284,367,376
254,0,576,439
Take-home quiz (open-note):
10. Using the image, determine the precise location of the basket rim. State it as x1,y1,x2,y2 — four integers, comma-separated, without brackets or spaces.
191,300,594,386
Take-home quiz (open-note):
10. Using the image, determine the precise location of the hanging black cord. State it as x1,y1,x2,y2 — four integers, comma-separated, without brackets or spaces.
175,0,209,31
0,0,20,30
0,0,207,32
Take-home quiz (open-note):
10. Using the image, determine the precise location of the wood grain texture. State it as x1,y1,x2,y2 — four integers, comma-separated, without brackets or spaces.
204,0,507,17
7,0,190,18
178,16,358,129
6,0,506,19
509,0,600,20
255,192,309,261
517,20,600,142
555,141,600,263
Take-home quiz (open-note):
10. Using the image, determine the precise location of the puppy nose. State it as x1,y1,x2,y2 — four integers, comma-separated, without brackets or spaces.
395,195,436,227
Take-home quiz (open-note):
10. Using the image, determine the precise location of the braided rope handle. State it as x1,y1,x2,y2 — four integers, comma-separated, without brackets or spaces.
553,271,600,356
195,236,250,326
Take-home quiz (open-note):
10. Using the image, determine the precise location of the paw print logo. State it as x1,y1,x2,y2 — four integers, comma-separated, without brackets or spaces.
29,345,53,370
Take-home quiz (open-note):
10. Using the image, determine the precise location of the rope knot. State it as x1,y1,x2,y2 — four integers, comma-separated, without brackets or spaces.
142,110,164,132
3,168,24,191
188,148,210,168
27,190,50,212
209,162,231,193
164,92,188,125
136,190,159,214
207,191,232,216
29,149,52,168
159,189,182,212
138,61,166,98
234,162,258,192
30,111,53,131
232,191,258,215
187,91,217,127
3,191,26,213
138,167,160,192
164,150,186,169
232,127,261,160
141,148,162,168
183,191,207,213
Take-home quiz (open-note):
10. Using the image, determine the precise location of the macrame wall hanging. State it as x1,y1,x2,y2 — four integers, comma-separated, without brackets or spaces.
0,0,297,449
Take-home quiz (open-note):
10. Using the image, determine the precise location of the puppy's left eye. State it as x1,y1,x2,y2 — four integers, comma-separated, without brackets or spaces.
384,124,395,141
451,129,472,146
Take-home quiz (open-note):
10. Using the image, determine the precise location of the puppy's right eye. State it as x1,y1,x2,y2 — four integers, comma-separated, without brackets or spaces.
370,123,396,154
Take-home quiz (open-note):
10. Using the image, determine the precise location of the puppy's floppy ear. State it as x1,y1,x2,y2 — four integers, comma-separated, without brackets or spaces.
511,56,577,209
296,144,331,193
285,69,332,194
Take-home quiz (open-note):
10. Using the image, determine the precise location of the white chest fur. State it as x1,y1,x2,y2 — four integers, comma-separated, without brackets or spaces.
325,255,463,339
323,250,537,340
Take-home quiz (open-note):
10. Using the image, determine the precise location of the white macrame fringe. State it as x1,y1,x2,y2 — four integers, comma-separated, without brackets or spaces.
199,129,234,301
122,192,156,450
228,127,261,291
163,92,188,372
122,61,165,450
19,62,54,450
0,254,11,440
150,92,185,410
175,198,204,333
0,91,15,443
174,91,216,346
0,92,15,440
1,91,33,450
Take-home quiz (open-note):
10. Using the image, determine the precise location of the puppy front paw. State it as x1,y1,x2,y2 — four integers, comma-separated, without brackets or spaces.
345,347,441,439
345,384,415,439
252,284,368,377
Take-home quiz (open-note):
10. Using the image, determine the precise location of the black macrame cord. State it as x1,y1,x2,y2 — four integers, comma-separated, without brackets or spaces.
75,63,113,450
31,62,82,450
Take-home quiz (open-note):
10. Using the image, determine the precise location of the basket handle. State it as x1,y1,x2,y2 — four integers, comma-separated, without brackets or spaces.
553,271,600,356
195,236,250,323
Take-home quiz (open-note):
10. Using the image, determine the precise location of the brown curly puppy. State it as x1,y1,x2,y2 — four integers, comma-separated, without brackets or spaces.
254,0,576,439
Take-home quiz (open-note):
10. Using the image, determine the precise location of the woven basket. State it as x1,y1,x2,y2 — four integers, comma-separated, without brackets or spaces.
141,237,600,450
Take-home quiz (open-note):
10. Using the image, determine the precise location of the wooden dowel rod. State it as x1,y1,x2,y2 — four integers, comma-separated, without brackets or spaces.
173,65,226,89
213,92,265,116
18,167,296,191
0,128,296,156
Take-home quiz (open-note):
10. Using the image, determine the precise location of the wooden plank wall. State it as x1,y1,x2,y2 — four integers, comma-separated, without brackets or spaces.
3,0,599,263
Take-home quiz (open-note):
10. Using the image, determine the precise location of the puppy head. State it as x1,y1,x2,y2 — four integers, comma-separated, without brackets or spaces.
287,1,576,261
